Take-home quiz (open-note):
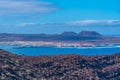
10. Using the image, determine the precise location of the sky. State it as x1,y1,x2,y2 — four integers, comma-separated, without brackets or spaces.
0,0,120,35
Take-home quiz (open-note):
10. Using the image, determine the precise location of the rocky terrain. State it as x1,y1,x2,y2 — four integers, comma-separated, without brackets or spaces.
0,49,120,80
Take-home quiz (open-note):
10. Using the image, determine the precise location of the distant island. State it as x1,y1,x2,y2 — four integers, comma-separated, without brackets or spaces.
0,31,120,48
0,31,103,41
0,49,120,79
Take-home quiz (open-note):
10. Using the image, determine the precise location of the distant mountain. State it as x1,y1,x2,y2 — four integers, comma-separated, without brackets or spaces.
79,31,103,37
61,31,102,37
0,31,103,41
0,49,120,79
61,32,77,36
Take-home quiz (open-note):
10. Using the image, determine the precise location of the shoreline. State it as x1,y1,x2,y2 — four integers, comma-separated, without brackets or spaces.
1,41,120,48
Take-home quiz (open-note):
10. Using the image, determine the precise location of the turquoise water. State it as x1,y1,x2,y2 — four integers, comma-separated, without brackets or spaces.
0,44,120,56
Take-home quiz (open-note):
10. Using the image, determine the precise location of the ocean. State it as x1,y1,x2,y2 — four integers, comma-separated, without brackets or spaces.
0,44,120,56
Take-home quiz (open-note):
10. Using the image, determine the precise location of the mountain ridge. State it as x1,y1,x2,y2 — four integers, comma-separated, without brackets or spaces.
0,31,103,41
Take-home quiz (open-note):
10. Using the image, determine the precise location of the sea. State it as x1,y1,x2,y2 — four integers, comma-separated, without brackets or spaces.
0,44,120,56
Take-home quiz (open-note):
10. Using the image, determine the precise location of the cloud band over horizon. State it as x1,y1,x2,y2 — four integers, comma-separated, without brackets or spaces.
0,20,120,27
0,20,120,35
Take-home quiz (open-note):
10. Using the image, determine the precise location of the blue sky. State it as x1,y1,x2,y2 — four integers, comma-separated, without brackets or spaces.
0,0,120,35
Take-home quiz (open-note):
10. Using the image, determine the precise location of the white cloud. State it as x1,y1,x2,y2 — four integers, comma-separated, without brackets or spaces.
69,20,120,25
0,0,56,14
1,20,120,28
15,22,37,27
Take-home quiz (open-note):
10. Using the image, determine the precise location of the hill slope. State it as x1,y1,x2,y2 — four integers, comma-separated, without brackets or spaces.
0,49,120,80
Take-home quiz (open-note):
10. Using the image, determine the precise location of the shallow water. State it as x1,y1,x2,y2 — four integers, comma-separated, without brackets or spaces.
0,44,120,56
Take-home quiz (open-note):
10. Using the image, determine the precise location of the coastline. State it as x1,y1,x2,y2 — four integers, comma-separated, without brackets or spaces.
1,41,120,56
1,41,120,48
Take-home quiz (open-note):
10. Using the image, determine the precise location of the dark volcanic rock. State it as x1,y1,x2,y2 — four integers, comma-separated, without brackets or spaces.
0,49,120,80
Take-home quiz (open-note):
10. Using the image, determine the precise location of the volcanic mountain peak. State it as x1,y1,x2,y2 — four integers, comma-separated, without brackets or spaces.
61,31,103,37
79,31,103,37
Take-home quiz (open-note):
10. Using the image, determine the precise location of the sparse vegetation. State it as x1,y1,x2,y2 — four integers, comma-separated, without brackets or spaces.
0,49,120,80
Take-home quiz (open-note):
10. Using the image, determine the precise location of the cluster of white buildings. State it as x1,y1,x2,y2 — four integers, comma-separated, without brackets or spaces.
0,41,96,48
